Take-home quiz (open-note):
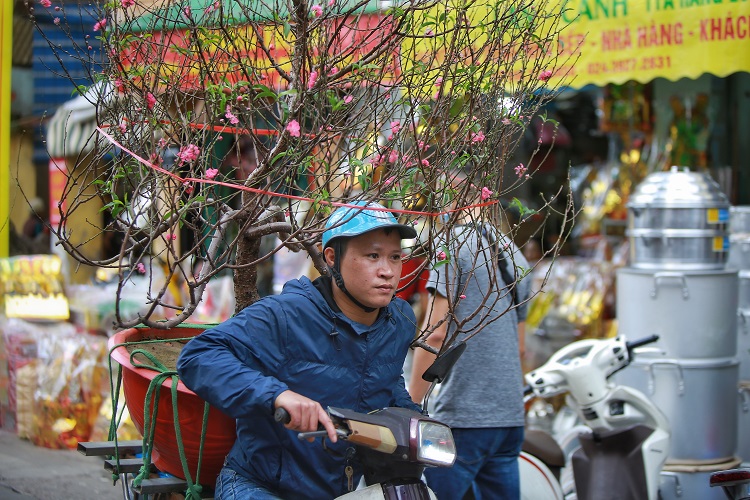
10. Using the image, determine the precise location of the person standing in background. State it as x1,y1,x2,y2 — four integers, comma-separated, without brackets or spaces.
409,207,530,500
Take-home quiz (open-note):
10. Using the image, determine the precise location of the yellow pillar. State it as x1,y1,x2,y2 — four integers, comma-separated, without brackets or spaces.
0,1,12,257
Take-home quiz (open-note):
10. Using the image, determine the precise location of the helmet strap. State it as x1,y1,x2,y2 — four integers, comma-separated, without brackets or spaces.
331,240,377,313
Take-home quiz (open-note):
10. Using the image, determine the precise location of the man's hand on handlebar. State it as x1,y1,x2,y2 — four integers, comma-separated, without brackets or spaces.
274,390,338,443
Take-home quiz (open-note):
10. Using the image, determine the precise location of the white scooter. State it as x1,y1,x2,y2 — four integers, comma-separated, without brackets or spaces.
276,341,467,500
522,334,671,500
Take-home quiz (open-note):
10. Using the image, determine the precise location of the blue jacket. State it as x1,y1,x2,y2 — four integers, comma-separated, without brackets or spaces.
177,276,420,499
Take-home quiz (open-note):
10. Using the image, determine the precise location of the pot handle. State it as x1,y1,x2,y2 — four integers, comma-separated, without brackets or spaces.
660,471,682,498
650,272,690,300
646,361,685,396
740,385,750,413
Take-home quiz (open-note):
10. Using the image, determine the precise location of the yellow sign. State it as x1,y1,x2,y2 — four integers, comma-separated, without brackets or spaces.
550,0,750,88
0,255,70,321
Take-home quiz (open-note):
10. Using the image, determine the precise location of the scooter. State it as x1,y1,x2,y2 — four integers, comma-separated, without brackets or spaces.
709,467,750,499
275,341,467,500
522,334,671,500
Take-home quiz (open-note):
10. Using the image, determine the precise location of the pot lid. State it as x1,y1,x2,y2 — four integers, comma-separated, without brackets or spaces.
627,166,729,208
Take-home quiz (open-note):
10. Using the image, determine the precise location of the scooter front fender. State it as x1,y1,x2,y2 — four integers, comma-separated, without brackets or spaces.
335,481,437,500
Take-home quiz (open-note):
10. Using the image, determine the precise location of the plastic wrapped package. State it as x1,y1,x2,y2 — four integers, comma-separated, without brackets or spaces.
15,361,36,439
30,330,109,449
1,317,46,431
524,258,617,371
89,389,141,443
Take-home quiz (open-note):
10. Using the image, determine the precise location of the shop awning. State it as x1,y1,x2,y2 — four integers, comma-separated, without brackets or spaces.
548,0,750,88
45,83,109,158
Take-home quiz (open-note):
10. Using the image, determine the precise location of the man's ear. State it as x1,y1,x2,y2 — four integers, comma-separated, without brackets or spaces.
323,246,336,267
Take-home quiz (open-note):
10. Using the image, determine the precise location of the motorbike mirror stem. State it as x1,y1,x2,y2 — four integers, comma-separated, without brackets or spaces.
419,340,468,416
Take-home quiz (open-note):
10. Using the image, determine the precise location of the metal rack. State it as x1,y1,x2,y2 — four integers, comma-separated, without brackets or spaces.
78,440,192,498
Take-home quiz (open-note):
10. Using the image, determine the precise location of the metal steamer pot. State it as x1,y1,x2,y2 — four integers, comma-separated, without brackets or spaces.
614,356,739,463
730,206,750,234
739,271,750,380
739,381,750,465
627,166,730,270
616,267,738,359
659,458,742,500
729,236,750,271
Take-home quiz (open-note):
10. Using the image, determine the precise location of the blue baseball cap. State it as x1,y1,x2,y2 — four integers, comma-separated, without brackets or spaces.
322,201,417,249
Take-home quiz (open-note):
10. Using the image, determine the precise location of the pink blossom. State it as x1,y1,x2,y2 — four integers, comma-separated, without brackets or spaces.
93,18,106,31
176,144,201,164
114,78,125,93
328,0,335,6
205,168,219,180
121,0,135,8
183,6,191,17
167,233,177,241
225,105,239,125
119,121,127,134
514,163,527,177
146,92,156,110
471,131,485,143
307,70,318,90
502,118,511,125
421,159,430,167
183,181,194,194
539,69,553,82
481,187,493,201
286,120,301,137
437,251,446,260
158,137,168,149
311,4,323,17
425,28,434,37
53,17,60,24
344,95,353,104
40,0,51,7
136,263,146,274
384,176,396,186
388,149,399,164
329,66,338,75
435,77,443,86
390,120,401,135
459,294,467,299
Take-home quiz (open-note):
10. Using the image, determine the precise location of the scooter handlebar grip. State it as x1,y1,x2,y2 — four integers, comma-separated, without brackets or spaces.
274,407,291,424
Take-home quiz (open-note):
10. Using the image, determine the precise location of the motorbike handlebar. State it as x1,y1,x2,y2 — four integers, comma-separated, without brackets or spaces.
274,407,348,441
274,407,291,424
626,335,660,353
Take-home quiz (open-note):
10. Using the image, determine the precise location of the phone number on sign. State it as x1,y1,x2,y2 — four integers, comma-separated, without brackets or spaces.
588,56,672,75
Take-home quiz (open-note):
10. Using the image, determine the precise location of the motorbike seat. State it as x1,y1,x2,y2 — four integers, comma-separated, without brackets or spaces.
523,429,566,470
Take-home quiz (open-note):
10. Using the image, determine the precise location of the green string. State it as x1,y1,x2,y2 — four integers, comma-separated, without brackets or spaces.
107,338,212,499
128,348,205,499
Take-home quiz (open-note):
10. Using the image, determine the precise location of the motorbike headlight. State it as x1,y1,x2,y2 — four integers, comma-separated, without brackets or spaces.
413,420,456,466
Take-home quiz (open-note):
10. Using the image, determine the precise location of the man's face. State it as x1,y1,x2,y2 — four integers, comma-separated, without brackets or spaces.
331,228,403,310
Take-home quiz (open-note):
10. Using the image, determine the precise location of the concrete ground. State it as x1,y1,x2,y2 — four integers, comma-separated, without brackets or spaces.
0,429,124,500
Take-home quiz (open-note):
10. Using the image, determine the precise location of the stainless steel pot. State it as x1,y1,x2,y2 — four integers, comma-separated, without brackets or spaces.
617,267,738,359
739,381,750,464
615,356,739,463
738,272,750,380
660,458,742,500
628,228,729,270
729,236,750,270
627,166,730,269
730,206,750,235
